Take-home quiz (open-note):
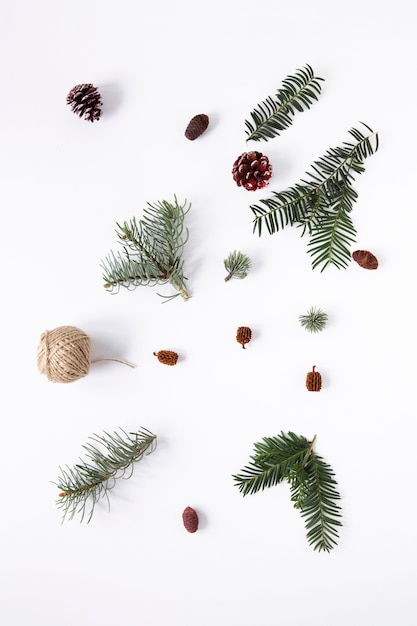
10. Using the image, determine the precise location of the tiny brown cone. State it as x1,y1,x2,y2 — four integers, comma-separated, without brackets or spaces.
154,350,178,366
236,326,252,349
184,114,209,140
306,365,322,392
352,250,378,270
182,506,199,533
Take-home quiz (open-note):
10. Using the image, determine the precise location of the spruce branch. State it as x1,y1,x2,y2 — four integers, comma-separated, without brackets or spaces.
245,64,324,142
233,431,342,552
54,427,157,523
250,123,379,271
101,196,190,301
299,306,328,333
224,250,252,281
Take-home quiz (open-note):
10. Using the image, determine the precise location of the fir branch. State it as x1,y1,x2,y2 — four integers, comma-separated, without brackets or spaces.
224,250,252,282
250,123,379,271
299,306,328,333
245,64,324,142
54,428,157,523
101,196,190,301
233,432,342,552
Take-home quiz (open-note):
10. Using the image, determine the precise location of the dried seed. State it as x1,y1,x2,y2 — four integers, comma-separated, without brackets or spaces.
153,350,179,366
306,365,322,392
236,326,252,349
352,249,378,270
182,506,199,533
184,113,209,140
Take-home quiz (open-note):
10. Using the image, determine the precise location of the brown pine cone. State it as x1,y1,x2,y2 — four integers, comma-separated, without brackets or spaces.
236,326,252,349
232,151,272,191
185,113,209,140
66,83,102,122
352,250,378,270
153,350,179,366
306,366,322,392
182,506,199,533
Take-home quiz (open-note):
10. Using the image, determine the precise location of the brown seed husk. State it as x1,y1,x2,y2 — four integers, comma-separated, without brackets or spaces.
182,506,199,533
184,114,209,140
352,249,378,270
306,366,322,392
236,326,252,349
154,350,178,366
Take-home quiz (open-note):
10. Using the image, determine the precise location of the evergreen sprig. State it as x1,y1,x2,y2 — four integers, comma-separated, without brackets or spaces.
233,431,342,552
224,250,252,281
250,123,379,271
245,64,324,142
101,196,190,301
299,306,328,333
55,427,157,523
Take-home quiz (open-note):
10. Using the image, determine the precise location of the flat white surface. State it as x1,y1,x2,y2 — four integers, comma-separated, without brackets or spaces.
1,1,416,624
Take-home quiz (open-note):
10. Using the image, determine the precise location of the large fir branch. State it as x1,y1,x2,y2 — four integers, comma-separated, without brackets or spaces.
55,428,157,523
101,196,190,301
232,431,311,497
250,123,378,271
299,452,342,553
245,64,324,142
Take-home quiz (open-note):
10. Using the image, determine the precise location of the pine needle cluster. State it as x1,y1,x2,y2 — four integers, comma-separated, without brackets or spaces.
233,431,342,552
101,196,190,302
299,306,328,333
245,64,324,142
224,250,251,281
54,428,157,523
251,123,379,271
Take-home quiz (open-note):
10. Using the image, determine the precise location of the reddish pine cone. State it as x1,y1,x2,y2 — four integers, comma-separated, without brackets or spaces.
306,366,322,392
232,151,272,191
153,350,179,366
182,506,199,533
185,113,209,140
352,250,378,270
236,326,252,349
66,83,102,122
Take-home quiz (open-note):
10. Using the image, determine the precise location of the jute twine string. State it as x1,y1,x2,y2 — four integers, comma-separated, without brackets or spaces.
37,325,135,383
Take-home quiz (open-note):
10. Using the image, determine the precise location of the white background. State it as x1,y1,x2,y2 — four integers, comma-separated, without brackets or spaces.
1,1,416,624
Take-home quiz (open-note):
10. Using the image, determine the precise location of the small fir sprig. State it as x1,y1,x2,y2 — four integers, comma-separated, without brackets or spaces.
233,431,342,552
224,250,252,282
299,306,328,333
54,428,157,523
245,64,324,142
251,123,379,271
101,196,190,302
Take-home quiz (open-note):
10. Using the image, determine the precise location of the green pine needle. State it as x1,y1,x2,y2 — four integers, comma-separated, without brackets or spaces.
299,306,328,333
245,64,324,142
224,250,252,282
101,196,190,302
250,123,379,271
232,431,342,553
54,427,157,523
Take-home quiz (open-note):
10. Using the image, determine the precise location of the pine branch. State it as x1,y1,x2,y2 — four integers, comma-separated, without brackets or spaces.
250,123,378,271
224,250,252,281
54,428,157,523
245,64,324,142
101,196,190,301
233,432,342,552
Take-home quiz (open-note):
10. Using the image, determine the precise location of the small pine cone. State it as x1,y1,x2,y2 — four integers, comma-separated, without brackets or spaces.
236,326,252,349
182,506,199,533
66,83,102,122
153,350,179,366
352,250,378,270
232,151,272,191
185,113,209,140
306,366,322,392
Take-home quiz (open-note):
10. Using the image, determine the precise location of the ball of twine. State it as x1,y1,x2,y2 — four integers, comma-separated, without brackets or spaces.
37,325,134,383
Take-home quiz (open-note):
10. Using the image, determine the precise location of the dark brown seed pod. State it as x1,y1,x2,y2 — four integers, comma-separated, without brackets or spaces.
66,83,102,122
306,366,322,392
236,326,252,349
184,113,209,140
153,350,178,366
182,506,199,533
352,250,378,270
